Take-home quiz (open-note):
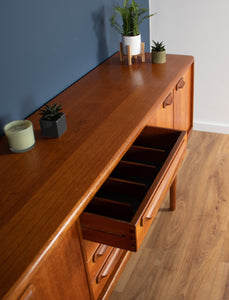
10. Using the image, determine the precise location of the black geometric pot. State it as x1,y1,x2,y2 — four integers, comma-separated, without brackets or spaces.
39,113,67,138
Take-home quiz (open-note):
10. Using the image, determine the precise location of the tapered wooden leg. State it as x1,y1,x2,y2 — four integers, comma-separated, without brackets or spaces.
141,42,145,62
127,45,132,65
170,176,177,211
119,42,145,65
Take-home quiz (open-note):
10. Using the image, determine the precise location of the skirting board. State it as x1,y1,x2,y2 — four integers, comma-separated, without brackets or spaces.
193,121,229,135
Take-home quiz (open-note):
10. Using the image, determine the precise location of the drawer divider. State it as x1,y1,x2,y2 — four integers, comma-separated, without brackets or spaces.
111,160,158,186
119,160,158,169
85,197,135,221
108,177,148,188
122,145,167,166
96,177,148,204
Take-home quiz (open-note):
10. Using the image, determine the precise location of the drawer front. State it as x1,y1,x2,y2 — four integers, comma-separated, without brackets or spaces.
91,248,123,299
80,127,187,251
87,243,113,282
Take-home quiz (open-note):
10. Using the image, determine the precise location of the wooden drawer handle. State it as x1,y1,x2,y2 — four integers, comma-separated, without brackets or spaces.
19,285,35,300
96,248,120,284
93,244,109,262
141,182,165,227
176,77,185,90
163,93,174,108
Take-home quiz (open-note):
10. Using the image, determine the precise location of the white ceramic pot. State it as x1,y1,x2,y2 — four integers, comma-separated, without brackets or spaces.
4,120,35,153
122,34,141,56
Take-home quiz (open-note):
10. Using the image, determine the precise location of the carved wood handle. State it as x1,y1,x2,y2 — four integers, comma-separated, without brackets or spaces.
163,93,174,108
19,285,35,300
176,77,185,90
96,248,120,284
93,244,109,262
141,183,164,227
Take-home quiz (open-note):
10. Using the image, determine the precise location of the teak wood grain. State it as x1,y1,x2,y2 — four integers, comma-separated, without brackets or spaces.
27,221,91,300
0,53,194,299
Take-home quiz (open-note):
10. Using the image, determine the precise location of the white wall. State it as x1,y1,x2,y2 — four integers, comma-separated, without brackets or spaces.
149,0,229,134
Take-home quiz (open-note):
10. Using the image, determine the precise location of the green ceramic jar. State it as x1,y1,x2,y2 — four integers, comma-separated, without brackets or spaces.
151,50,166,64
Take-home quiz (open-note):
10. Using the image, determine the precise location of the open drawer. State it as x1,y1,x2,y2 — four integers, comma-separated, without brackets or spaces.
80,126,187,251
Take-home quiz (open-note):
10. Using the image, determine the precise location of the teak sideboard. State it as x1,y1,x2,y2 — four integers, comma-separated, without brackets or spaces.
0,53,194,300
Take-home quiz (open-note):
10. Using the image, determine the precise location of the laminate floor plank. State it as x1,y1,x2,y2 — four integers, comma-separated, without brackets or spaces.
110,131,229,300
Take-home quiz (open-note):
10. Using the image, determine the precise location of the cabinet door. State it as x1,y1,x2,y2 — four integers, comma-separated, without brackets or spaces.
28,222,91,300
147,92,174,129
174,64,194,135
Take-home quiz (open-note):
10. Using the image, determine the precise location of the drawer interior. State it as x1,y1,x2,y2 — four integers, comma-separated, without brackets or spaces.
81,126,186,251
84,127,183,222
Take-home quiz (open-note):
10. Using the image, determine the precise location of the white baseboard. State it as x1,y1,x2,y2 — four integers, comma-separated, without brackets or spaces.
193,121,229,135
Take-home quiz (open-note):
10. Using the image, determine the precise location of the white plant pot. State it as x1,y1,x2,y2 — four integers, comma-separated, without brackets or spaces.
122,34,141,56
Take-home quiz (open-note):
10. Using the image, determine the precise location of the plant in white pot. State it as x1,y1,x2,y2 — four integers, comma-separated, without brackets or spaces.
151,40,166,64
110,0,156,56
39,103,67,138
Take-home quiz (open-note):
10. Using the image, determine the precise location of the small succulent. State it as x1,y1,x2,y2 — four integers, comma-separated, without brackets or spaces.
151,40,166,52
40,103,63,121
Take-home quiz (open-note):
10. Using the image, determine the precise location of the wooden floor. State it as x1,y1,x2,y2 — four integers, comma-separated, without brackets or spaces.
110,131,229,300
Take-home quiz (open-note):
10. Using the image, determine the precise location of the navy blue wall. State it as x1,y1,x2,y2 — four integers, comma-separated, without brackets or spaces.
0,0,149,135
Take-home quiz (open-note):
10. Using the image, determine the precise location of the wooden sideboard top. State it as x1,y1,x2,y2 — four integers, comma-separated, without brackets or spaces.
0,53,194,298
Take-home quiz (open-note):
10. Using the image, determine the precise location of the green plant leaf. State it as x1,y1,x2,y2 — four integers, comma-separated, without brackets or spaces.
110,0,156,36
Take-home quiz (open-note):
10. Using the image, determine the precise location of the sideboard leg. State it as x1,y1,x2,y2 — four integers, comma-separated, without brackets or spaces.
170,176,177,211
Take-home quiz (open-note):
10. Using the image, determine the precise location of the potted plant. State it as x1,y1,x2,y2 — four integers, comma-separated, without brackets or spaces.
151,40,166,64
39,103,67,138
110,0,156,56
